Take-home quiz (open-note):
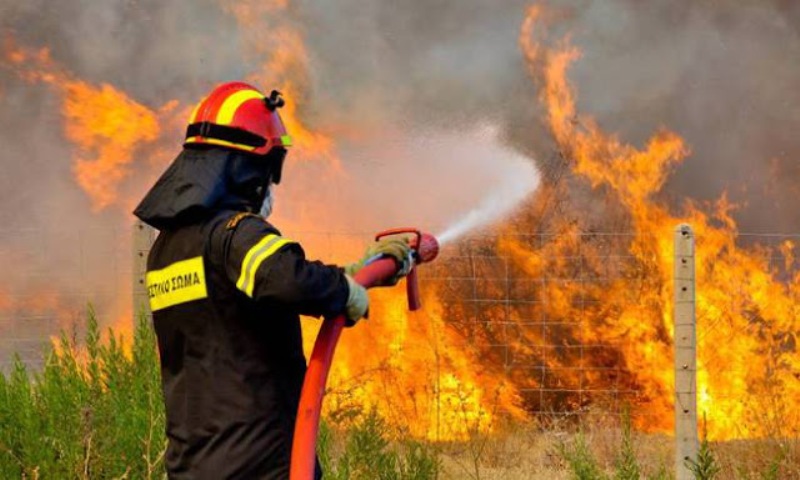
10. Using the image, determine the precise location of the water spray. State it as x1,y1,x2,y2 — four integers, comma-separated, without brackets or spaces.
436,168,538,246
290,228,440,480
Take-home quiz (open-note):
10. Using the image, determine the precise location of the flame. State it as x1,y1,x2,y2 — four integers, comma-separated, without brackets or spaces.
314,287,525,440
65,83,160,211
220,1,518,440
2,38,165,211
516,5,799,439
221,0,338,165
0,285,82,343
1,1,795,445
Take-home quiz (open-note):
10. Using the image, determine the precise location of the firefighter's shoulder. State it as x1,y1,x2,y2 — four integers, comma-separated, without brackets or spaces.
216,212,301,297
223,212,281,237
218,211,299,257
225,212,270,231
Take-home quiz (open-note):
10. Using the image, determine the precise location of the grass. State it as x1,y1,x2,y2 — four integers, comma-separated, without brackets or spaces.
0,311,438,479
319,412,440,479
0,308,165,479
0,310,797,479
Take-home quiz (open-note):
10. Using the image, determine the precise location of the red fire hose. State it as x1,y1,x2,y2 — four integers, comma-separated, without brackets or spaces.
290,229,439,480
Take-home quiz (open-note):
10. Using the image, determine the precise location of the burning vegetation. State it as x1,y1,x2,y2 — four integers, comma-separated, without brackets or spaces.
3,38,165,211
512,6,799,439
0,0,797,449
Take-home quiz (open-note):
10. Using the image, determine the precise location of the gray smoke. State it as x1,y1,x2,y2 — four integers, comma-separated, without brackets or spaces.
565,0,800,233
0,0,248,362
2,0,797,228
0,0,798,364
0,0,242,228
296,0,799,233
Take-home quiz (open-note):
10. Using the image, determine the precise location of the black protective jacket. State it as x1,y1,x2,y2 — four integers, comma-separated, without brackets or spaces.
135,148,347,479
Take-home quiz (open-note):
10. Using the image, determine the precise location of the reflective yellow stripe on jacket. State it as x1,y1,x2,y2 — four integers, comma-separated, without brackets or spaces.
236,234,293,297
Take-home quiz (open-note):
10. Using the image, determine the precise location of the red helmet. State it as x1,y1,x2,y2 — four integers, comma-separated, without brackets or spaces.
184,81,292,155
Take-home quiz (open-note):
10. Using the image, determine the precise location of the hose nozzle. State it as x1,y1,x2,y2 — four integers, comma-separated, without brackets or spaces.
375,228,439,311
414,233,440,264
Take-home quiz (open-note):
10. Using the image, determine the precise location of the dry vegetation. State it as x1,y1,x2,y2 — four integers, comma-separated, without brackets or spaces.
0,313,797,479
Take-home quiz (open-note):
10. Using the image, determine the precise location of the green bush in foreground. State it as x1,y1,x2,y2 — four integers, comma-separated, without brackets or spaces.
685,420,721,480
557,418,670,480
0,310,438,479
0,309,165,479
319,412,439,480
2,309,797,480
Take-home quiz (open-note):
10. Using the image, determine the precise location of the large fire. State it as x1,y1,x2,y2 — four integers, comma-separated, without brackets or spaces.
0,1,797,445
3,39,165,211
515,5,799,440
217,1,523,439
221,0,339,166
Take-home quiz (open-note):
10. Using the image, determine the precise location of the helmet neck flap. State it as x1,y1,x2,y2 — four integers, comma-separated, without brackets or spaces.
134,82,290,230
133,147,284,230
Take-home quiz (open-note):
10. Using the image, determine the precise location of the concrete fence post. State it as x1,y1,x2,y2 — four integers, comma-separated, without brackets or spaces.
674,224,698,479
132,219,155,320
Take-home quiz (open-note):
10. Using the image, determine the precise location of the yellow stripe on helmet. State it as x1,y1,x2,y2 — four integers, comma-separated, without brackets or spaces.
216,89,264,126
184,136,258,152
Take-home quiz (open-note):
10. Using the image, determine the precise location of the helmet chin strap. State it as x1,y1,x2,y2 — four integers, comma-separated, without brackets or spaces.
259,184,275,219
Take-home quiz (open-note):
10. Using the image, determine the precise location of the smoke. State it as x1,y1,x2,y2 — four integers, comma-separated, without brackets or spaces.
296,0,799,233
547,0,800,233
0,0,798,363
0,0,541,358
1,0,797,230
296,1,533,124
0,0,245,358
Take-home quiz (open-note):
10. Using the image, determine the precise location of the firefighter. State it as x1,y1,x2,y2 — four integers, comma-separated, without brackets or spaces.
133,82,411,479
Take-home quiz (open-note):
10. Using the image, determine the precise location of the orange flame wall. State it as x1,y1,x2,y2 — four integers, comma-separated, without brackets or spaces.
0,1,797,444
517,5,799,439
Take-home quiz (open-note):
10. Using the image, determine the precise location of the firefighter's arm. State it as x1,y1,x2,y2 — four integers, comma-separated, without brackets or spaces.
220,215,352,318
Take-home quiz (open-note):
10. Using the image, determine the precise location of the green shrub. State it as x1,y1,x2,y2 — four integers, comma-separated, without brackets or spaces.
686,436,720,480
0,309,166,478
0,309,438,479
320,411,440,480
614,412,641,480
686,417,720,480
558,430,608,480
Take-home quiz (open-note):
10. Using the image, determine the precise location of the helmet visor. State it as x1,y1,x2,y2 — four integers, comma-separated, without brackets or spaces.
268,147,287,185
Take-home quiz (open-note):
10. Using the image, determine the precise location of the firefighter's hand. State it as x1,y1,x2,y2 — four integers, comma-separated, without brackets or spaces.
344,275,369,327
344,237,413,286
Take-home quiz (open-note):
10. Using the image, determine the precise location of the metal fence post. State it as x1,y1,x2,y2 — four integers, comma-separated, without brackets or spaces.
132,219,155,320
674,224,698,479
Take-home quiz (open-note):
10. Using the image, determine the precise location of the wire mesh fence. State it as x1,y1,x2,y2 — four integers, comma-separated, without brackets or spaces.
415,231,672,428
0,224,797,438
299,228,799,436
0,226,132,371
